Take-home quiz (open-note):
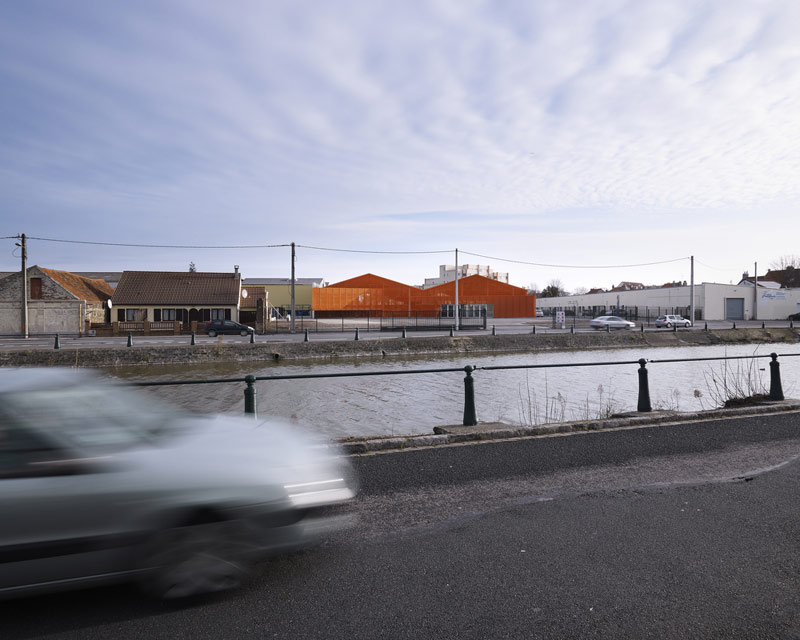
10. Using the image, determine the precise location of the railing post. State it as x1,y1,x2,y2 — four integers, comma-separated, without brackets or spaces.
355,327,359,341
244,374,257,416
127,332,133,347
532,324,536,334
191,331,196,345
637,358,652,412
463,365,477,426
704,322,708,331
54,334,60,349
450,326,454,337
304,328,309,342
402,327,407,339
250,331,255,343
492,325,496,336
606,324,610,333
769,353,784,401
640,324,644,333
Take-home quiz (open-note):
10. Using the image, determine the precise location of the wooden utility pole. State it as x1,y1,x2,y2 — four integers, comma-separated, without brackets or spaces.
18,234,28,338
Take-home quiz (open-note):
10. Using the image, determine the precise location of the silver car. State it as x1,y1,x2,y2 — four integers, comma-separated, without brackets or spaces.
0,368,357,599
589,316,636,330
655,314,691,328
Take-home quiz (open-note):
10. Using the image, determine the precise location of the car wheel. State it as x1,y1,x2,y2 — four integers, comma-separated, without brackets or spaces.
666,323,672,328
138,520,254,599
208,330,217,337
240,330,248,336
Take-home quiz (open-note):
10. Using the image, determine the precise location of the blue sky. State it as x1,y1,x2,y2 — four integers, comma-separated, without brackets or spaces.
1,0,798,291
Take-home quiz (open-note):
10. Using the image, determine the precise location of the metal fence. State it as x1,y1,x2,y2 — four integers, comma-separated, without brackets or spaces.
130,352,799,428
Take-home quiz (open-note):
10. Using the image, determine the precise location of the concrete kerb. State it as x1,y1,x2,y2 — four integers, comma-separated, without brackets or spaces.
338,399,800,455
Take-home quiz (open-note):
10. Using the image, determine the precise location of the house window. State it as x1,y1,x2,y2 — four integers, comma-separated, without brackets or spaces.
30,278,42,299
125,309,143,321
211,309,226,320
162,309,176,321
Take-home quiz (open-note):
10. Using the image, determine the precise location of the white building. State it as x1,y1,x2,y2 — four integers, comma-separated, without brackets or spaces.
423,264,509,288
536,283,800,321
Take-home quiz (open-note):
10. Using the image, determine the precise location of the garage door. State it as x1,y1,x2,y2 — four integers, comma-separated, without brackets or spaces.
725,298,744,320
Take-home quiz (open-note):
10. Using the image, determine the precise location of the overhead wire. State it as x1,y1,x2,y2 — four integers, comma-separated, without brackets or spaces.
8,235,692,269
459,250,689,269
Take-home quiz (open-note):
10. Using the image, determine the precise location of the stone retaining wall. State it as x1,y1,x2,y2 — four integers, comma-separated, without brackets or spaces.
0,328,797,368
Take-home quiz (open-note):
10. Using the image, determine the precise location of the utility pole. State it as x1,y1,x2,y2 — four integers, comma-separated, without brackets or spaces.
17,234,28,338
690,255,694,326
454,248,459,331
753,261,758,321
290,242,296,334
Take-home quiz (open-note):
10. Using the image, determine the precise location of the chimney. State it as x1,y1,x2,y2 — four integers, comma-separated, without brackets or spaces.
234,265,239,274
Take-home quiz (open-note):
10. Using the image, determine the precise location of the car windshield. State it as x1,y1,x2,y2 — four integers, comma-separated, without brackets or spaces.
1,384,183,452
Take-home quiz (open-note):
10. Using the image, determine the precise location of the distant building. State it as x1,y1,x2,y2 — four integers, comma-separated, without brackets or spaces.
313,273,535,318
0,266,113,335
243,277,325,318
423,264,509,288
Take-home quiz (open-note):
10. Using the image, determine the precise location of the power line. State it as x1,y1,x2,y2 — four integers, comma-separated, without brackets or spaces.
459,250,689,269
296,244,451,255
26,236,290,249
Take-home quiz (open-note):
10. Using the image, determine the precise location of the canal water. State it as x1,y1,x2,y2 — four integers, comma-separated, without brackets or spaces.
108,343,800,439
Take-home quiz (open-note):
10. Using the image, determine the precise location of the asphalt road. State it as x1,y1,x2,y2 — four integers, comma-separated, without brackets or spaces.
0,319,794,350
4,411,800,639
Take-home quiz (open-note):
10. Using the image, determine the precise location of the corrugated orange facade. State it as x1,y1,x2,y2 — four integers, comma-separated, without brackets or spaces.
313,273,536,318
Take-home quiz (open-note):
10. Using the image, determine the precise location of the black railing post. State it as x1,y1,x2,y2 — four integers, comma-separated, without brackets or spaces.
304,329,309,342
402,327,407,339
637,358,652,412
250,331,255,343
127,332,133,347
450,326,454,337
492,325,496,336
54,334,60,349
244,374,257,416
463,365,477,426
769,353,784,401
704,322,708,331
532,325,536,334
355,327,359,341
191,331,196,345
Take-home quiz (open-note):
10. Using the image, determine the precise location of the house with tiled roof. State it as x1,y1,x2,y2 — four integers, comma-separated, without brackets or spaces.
111,270,242,330
0,266,113,335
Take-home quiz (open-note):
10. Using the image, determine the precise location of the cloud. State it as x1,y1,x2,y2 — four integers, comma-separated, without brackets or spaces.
0,0,798,288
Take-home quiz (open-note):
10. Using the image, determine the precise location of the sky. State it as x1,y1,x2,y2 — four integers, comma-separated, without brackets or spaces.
1,0,798,292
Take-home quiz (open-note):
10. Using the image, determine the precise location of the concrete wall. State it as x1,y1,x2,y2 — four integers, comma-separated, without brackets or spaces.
0,300,83,334
538,283,800,321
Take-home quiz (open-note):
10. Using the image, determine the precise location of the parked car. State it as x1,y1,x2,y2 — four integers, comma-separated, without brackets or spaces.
655,314,692,328
589,316,636,330
0,368,357,599
536,309,544,317
788,313,800,321
206,319,254,337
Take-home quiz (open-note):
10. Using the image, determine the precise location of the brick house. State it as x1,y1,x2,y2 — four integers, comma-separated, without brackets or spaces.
0,266,113,335
111,270,242,332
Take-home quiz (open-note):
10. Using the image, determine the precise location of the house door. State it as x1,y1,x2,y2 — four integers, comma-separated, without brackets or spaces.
725,298,744,320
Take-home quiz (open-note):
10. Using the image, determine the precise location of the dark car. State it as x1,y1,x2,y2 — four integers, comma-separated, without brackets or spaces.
788,313,800,321
206,319,254,337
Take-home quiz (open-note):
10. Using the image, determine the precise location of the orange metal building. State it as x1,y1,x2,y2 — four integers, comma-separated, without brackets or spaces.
312,273,536,318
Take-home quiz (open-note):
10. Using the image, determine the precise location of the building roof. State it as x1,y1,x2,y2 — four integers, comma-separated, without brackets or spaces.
39,267,114,302
243,278,325,286
240,285,268,307
112,271,241,305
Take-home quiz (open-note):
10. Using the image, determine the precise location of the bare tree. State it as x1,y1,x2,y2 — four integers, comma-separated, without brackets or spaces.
189,261,197,272
769,255,800,271
539,279,568,298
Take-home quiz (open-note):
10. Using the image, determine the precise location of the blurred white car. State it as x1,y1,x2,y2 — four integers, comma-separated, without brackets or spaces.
0,368,357,599
589,316,636,330
655,314,691,328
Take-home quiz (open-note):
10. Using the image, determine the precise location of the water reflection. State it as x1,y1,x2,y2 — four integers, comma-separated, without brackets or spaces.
105,344,800,438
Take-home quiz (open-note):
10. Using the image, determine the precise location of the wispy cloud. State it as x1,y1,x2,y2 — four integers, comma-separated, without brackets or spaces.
0,0,798,288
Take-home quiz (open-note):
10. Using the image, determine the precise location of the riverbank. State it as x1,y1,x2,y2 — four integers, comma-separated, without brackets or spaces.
0,327,797,368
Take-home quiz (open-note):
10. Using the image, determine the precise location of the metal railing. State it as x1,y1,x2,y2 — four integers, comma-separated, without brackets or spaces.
129,352,800,427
